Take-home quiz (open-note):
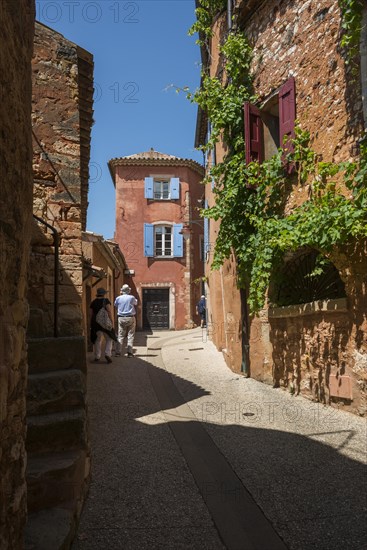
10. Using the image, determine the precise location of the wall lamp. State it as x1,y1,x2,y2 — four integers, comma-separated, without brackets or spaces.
179,220,204,241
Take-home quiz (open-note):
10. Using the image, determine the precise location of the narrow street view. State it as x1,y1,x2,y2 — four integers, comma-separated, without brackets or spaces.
71,329,366,550
1,0,366,549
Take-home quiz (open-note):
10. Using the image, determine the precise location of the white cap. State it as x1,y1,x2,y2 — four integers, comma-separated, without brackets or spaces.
121,284,131,293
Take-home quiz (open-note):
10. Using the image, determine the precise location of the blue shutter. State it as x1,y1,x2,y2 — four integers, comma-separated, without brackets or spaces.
204,200,209,258
144,177,153,199
173,224,183,257
144,223,154,257
170,178,180,199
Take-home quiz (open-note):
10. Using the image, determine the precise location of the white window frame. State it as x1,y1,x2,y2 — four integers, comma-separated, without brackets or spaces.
154,224,173,257
153,178,171,200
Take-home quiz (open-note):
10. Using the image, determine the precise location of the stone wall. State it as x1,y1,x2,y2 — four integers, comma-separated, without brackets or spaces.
203,0,367,415
0,1,35,548
29,22,93,338
241,0,364,161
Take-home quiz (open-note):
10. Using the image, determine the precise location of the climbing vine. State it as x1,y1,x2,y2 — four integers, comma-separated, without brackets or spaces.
188,1,367,314
339,0,365,65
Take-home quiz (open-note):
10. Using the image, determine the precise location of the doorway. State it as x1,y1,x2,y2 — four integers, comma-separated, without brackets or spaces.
143,288,170,329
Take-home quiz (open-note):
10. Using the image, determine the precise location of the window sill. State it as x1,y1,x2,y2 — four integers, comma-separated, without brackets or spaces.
147,199,179,202
268,297,348,319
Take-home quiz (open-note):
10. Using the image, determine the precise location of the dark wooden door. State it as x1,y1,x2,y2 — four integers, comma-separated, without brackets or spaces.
143,288,169,330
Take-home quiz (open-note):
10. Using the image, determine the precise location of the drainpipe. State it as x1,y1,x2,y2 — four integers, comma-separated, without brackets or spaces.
33,215,59,338
240,288,250,377
227,0,232,31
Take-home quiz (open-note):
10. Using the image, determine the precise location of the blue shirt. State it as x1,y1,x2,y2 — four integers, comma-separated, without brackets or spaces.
114,294,138,316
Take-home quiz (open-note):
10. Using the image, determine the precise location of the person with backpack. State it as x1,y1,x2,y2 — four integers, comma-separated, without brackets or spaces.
196,295,206,328
90,287,117,363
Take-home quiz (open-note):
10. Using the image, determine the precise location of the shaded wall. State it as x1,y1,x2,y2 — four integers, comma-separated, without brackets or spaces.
0,1,35,547
29,22,93,338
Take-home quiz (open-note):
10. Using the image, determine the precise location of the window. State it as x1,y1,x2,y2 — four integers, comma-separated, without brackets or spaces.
144,177,180,200
155,225,172,256
269,249,346,307
154,179,170,200
144,223,183,258
244,77,296,166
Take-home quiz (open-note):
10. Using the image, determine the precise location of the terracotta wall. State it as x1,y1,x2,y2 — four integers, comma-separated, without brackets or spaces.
114,164,204,329
0,1,35,547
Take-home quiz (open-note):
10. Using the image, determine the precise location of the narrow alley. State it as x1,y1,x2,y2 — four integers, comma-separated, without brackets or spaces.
72,329,366,550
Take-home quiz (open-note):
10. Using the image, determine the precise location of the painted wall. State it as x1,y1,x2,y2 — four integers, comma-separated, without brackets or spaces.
114,163,204,329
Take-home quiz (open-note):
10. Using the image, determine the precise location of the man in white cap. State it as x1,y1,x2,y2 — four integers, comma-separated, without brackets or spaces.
114,284,138,357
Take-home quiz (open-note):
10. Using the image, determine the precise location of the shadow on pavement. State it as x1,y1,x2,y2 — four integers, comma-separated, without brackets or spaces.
74,351,367,550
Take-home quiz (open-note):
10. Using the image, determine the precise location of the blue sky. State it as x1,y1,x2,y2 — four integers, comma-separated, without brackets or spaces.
36,0,202,238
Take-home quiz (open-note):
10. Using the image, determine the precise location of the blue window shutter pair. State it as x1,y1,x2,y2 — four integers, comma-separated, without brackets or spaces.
143,223,183,258
144,177,180,199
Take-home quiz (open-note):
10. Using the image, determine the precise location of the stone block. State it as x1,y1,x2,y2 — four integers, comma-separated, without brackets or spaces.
27,336,87,374
27,369,86,415
25,507,75,550
26,450,87,513
26,408,87,453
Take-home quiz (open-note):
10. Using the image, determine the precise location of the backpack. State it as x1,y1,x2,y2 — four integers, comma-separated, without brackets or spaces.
96,299,113,330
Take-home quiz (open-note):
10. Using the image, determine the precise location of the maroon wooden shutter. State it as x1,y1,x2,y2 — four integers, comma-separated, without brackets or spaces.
279,77,296,156
244,101,264,164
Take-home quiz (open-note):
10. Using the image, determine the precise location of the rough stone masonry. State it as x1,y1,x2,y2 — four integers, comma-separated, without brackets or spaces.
0,1,35,548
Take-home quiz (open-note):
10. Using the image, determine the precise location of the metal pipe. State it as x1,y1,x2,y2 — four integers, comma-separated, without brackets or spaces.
240,288,250,377
33,215,59,338
227,0,232,30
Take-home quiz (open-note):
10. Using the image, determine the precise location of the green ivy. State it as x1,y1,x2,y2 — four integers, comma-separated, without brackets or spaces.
339,0,364,65
188,1,367,314
189,0,226,44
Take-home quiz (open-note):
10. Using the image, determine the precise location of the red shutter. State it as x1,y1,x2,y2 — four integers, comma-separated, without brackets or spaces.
279,77,296,156
244,101,264,164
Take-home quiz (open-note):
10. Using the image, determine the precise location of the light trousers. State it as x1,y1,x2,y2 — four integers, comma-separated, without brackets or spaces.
94,330,113,359
117,316,136,352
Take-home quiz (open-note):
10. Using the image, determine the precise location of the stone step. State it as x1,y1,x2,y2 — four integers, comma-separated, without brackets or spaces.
27,369,86,416
25,507,75,550
28,308,47,338
27,450,88,514
26,409,87,454
27,336,87,375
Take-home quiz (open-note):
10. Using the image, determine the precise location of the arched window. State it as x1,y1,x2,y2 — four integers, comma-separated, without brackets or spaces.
270,249,346,307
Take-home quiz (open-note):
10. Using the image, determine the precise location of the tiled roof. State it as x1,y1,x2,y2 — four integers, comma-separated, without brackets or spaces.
122,149,178,160
108,148,205,180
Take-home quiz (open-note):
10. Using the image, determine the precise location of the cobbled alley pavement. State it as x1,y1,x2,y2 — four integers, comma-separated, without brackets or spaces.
73,328,367,550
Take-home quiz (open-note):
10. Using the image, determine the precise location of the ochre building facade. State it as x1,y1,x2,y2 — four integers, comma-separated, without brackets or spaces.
197,0,367,415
